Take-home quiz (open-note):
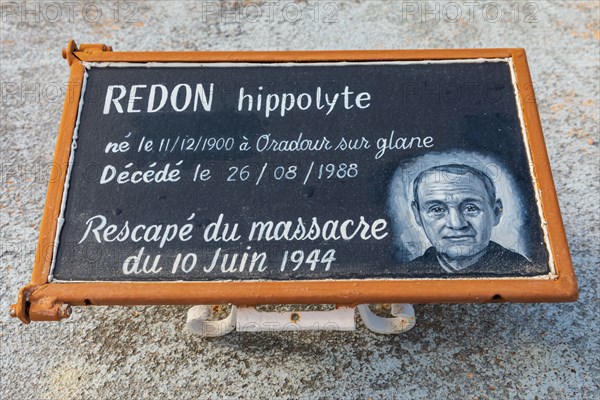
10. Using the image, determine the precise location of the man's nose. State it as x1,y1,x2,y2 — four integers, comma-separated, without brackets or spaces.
446,208,468,229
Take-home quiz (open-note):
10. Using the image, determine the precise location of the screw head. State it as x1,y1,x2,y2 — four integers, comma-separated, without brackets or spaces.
58,305,72,320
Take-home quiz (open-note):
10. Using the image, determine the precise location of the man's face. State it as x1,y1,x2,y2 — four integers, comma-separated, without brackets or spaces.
412,171,502,260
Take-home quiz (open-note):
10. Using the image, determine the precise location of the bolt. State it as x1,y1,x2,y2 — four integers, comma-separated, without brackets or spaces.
290,312,300,322
57,305,72,320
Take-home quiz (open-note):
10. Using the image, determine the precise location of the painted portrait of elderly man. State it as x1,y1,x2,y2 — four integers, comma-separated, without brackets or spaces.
407,163,535,275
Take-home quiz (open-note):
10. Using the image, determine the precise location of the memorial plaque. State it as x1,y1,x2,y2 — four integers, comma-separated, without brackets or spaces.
11,45,577,323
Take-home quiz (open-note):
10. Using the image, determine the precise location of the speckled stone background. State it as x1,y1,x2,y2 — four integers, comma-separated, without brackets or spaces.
1,1,598,399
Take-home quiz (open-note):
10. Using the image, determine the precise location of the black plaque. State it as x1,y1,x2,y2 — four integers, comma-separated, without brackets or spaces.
50,61,551,281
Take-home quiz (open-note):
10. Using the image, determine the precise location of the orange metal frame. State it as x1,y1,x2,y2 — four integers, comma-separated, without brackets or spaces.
10,40,578,324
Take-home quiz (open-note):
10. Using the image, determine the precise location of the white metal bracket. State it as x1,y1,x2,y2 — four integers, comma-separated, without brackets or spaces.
356,304,416,334
186,304,415,336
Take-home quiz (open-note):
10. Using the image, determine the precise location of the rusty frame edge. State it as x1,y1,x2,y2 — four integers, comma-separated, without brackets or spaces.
10,46,87,323
27,278,578,307
509,48,578,301
10,41,578,324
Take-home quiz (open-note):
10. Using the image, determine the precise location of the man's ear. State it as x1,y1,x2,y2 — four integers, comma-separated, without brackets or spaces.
411,201,423,227
493,199,503,226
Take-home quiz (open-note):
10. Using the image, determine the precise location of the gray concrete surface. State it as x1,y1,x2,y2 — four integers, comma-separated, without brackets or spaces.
1,1,598,399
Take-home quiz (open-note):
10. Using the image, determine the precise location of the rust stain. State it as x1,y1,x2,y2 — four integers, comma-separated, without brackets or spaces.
569,28,599,41
575,3,597,12
582,99,596,107
584,22,600,40
568,128,589,139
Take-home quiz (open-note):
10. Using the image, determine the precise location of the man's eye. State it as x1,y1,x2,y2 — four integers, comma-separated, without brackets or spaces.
464,204,480,213
428,206,446,214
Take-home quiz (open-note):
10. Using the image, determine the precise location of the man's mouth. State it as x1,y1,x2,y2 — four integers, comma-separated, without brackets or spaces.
443,235,475,241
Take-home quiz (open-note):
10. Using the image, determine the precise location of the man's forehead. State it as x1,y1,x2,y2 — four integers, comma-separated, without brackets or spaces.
417,171,488,198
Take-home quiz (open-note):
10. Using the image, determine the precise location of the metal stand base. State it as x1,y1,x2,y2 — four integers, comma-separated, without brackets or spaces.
186,304,415,337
